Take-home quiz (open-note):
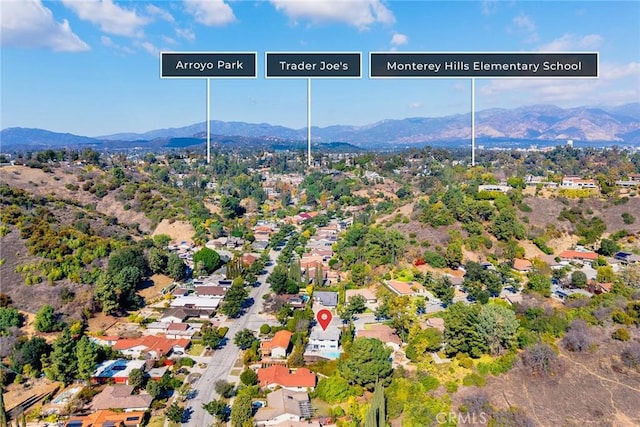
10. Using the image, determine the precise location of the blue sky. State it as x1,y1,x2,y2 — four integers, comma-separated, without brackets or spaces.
1,0,639,137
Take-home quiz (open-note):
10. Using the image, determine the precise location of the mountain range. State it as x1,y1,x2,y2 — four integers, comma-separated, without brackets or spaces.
2,103,639,152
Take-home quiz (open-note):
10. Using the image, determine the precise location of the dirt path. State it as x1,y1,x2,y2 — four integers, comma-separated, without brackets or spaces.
559,353,640,393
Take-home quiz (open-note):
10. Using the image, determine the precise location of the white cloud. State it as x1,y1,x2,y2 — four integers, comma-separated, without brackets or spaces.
136,40,159,56
100,35,134,54
509,13,538,43
270,0,395,30
162,35,177,45
62,0,148,37
146,4,175,23
0,0,89,52
481,0,498,16
600,62,640,81
478,61,640,106
538,34,603,52
184,0,236,26
409,101,422,109
176,27,196,41
390,33,408,47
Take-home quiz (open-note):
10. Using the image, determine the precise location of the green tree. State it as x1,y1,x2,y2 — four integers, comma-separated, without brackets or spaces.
215,380,235,398
146,379,163,398
34,305,61,333
128,368,146,389
570,271,588,288
234,329,257,350
350,262,369,287
491,209,525,241
342,295,367,320
166,402,185,423
0,307,21,335
193,247,222,275
444,241,463,268
596,265,616,283
338,337,393,390
76,335,99,380
94,265,142,314
313,376,360,403
166,252,187,281
201,325,223,349
147,247,167,274
220,282,248,318
221,195,245,219
268,264,298,294
230,394,253,427
203,399,228,420
364,381,386,427
433,276,455,305
598,239,620,256
476,304,519,355
107,246,147,276
15,337,49,374
240,369,258,386
406,328,443,362
527,274,551,297
45,328,77,385
443,303,487,358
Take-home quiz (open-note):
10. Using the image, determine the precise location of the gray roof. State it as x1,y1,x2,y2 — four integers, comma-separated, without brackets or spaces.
310,327,341,341
254,389,311,422
91,385,153,411
313,291,338,307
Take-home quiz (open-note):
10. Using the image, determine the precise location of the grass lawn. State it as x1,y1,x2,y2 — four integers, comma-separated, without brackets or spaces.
146,415,165,427
187,343,204,356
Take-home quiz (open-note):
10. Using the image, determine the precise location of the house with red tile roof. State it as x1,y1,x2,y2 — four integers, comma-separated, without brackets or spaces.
385,280,427,297
257,366,316,391
113,335,189,359
65,410,145,427
559,250,598,263
512,259,532,272
261,330,293,359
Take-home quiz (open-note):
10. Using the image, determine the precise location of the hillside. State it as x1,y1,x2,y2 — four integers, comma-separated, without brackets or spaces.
0,165,153,232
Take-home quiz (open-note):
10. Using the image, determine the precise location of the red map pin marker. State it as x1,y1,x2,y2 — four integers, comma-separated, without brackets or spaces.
316,309,332,331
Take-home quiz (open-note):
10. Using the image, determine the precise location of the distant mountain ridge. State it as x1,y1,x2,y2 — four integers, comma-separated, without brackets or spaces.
2,103,639,151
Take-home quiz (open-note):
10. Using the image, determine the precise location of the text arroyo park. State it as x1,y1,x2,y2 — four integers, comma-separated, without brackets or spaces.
160,52,257,78
370,53,598,78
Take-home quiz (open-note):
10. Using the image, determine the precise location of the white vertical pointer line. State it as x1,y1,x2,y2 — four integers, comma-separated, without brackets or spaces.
307,78,312,167
206,78,211,164
471,77,475,167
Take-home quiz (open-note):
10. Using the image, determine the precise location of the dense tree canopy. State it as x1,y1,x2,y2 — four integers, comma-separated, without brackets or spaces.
193,247,222,275
338,337,393,390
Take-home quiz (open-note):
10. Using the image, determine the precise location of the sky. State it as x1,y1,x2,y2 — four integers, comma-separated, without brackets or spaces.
1,0,639,137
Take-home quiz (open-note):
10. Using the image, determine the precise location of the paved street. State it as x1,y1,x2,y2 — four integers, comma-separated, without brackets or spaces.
183,250,277,427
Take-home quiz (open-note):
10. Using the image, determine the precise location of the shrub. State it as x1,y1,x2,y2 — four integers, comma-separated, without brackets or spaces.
521,343,562,377
621,343,640,369
462,373,486,387
612,327,631,341
456,353,474,369
259,324,271,335
445,380,459,393
424,251,447,268
622,212,636,225
562,320,593,352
